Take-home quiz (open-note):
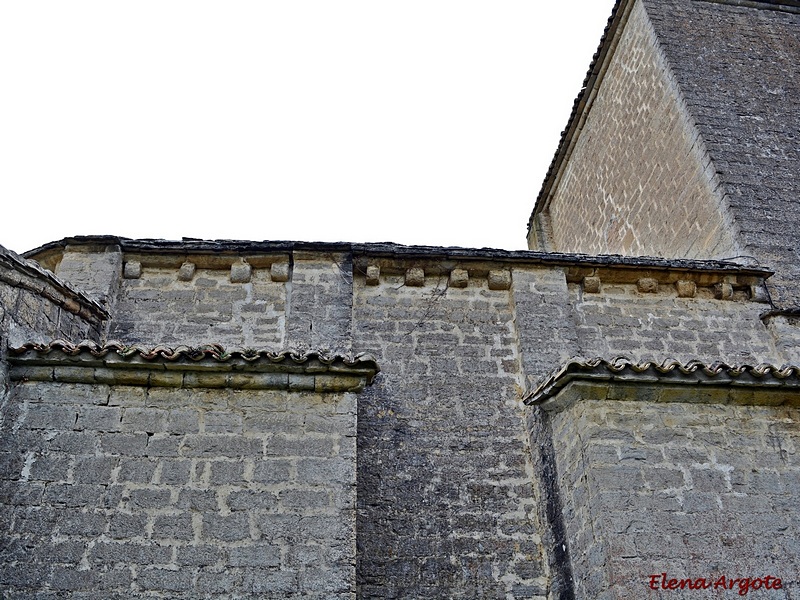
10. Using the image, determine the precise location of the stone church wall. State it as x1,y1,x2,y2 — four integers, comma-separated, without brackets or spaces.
353,267,548,599
2,240,795,598
543,384,800,599
0,245,104,348
1,378,357,598
569,278,778,365
531,0,740,261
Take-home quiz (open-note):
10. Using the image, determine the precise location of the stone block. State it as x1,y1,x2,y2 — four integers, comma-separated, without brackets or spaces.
118,458,157,483
637,277,659,293
203,511,251,542
177,262,196,281
177,489,218,511
129,488,172,508
751,284,769,303
152,514,194,540
230,261,252,283
583,276,601,293
175,545,224,566
159,459,192,485
108,512,147,539
209,460,246,485
91,541,172,565
271,261,290,282
675,280,697,298
488,270,511,290
405,267,425,287
181,434,263,458
228,489,279,511
366,264,380,286
73,456,117,484
76,406,123,432
136,568,194,593
123,261,142,279
252,459,292,484
229,544,281,567
279,489,331,512
449,268,469,288
714,282,733,300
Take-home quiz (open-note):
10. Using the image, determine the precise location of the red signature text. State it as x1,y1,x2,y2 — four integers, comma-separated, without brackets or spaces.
648,573,782,596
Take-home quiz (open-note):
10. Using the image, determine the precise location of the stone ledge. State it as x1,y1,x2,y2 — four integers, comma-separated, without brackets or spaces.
525,356,800,410
8,340,379,392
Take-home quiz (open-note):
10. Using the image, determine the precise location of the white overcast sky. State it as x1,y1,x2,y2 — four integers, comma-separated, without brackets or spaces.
1,1,616,255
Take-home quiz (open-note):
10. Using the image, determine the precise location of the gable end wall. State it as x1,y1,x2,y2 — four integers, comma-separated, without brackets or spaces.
535,0,741,261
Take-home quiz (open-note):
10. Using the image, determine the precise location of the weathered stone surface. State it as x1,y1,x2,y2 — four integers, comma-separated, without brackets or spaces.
365,264,380,286
448,268,469,288
487,269,511,290
636,277,658,293
545,394,800,598
0,381,357,599
270,261,290,283
404,267,425,287
230,261,252,283
675,279,696,298
583,275,601,293
177,261,196,281
123,261,142,279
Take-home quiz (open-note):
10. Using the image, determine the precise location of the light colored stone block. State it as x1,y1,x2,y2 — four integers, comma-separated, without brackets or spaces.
270,262,290,283
636,278,658,293
177,262,196,282
405,268,425,287
230,261,252,284
449,269,468,288
583,276,601,293
488,270,511,290
675,280,696,298
366,265,380,286
123,261,142,279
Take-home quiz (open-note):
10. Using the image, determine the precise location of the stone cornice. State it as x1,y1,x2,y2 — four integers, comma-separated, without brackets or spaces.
525,356,800,411
8,340,380,393
24,236,772,278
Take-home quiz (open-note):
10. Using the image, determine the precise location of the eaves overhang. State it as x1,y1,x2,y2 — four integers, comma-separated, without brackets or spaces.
525,356,800,412
8,340,380,393
23,236,772,279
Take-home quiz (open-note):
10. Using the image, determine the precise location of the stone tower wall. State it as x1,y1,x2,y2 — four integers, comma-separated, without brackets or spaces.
531,0,740,261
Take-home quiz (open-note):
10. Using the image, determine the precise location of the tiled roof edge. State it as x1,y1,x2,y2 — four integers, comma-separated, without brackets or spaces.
9,339,379,377
525,356,800,405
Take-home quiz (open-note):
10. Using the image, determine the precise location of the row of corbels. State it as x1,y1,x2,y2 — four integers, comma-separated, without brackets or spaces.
122,260,290,284
364,265,512,290
582,276,768,302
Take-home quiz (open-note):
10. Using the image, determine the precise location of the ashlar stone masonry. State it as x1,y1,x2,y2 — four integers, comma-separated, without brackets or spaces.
2,0,800,597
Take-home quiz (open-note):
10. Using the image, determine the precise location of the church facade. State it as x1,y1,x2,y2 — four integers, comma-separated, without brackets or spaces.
2,0,799,598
